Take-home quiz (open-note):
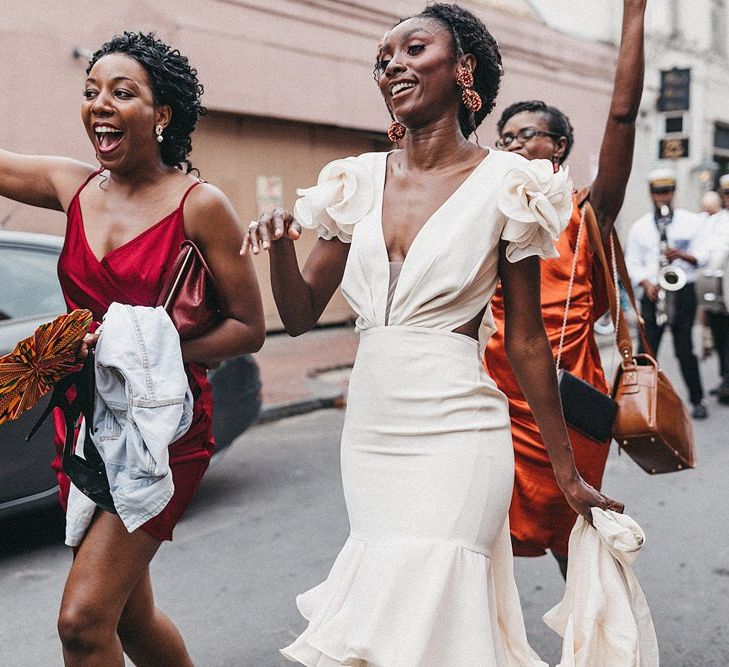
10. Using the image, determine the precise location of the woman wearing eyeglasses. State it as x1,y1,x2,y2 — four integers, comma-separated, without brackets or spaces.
484,0,647,578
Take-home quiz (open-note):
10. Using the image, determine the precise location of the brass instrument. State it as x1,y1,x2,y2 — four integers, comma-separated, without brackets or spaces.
655,205,686,326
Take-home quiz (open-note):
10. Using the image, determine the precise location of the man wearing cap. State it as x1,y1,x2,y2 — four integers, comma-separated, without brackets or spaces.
696,174,729,403
625,168,709,418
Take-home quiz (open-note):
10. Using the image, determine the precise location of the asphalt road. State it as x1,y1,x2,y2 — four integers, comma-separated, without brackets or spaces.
1,343,728,666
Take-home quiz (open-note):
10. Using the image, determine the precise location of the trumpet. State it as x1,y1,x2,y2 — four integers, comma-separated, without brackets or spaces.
655,204,685,326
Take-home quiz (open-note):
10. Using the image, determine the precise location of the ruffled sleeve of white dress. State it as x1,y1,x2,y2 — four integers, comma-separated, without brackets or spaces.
293,156,376,243
497,159,573,262
543,508,659,667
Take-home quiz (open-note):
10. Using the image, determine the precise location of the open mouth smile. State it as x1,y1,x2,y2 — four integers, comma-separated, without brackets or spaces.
390,81,417,98
93,125,125,154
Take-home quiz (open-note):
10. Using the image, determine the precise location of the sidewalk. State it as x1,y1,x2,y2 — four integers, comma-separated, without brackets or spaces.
254,324,618,422
254,325,359,422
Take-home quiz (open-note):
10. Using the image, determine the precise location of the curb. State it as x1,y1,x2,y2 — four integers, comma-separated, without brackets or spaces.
258,395,342,423
258,372,347,423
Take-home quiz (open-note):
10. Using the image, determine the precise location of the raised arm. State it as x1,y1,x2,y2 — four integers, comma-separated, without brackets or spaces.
242,209,349,336
498,241,624,520
0,149,95,212
589,0,647,241
181,183,265,362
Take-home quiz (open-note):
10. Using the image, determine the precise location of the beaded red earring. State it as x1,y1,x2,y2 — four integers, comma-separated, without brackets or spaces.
455,66,482,113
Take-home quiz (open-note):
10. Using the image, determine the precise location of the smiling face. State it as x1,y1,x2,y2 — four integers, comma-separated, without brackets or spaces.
375,17,466,133
81,53,169,173
498,110,566,163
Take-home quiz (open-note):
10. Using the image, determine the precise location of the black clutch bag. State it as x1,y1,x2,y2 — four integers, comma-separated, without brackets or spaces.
557,369,617,443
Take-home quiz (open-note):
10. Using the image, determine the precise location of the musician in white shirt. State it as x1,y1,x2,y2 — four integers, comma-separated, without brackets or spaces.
625,168,708,418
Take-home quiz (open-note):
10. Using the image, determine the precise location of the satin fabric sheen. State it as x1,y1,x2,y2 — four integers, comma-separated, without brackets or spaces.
51,172,214,541
485,199,611,557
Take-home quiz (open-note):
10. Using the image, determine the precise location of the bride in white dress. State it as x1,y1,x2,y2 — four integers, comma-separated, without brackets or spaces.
242,4,623,665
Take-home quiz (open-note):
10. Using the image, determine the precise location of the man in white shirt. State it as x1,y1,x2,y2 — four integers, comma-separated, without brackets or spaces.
698,174,729,403
625,168,708,418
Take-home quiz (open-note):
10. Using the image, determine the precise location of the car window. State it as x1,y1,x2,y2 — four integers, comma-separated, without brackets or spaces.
0,245,66,320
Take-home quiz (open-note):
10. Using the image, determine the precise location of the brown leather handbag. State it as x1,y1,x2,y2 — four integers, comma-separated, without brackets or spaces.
583,197,696,474
156,240,225,340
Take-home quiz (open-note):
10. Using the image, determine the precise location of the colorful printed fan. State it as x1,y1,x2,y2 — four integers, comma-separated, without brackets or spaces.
0,309,94,427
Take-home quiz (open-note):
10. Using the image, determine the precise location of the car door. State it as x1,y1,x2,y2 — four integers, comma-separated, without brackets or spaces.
0,235,67,515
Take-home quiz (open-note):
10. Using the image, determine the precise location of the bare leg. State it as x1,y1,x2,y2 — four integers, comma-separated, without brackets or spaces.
57,511,192,666
118,569,194,667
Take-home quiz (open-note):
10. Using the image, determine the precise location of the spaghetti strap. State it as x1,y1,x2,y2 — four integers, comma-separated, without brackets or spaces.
69,167,104,206
179,179,204,210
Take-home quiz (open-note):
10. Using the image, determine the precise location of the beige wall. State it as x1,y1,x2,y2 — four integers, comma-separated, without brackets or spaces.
1,0,618,328
192,113,388,329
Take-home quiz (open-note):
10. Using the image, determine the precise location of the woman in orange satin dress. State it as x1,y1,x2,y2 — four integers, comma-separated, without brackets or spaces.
485,0,647,577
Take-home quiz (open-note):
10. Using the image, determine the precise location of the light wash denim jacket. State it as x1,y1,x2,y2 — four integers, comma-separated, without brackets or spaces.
66,303,193,546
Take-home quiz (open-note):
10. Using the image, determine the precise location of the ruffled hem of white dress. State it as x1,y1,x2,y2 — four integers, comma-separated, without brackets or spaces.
281,533,546,667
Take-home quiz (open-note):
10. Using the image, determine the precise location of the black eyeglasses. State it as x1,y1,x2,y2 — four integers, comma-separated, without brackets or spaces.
495,126,562,149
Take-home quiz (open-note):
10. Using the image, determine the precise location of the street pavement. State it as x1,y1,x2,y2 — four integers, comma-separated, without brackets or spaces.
1,332,728,666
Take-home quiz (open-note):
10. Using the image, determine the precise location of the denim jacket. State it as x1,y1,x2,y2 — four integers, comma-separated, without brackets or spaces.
66,303,193,546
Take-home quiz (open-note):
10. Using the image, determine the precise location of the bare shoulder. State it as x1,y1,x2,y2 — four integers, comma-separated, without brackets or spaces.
49,158,98,210
181,181,240,244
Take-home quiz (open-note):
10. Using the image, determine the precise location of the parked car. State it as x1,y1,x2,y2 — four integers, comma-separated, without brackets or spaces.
0,230,261,520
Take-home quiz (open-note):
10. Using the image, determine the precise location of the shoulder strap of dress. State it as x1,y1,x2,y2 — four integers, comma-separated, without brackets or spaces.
179,178,205,209
69,167,104,205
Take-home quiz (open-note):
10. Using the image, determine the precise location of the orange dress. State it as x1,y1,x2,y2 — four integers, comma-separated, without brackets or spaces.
484,197,610,557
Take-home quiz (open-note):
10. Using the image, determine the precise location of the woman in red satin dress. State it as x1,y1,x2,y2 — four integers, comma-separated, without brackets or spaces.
485,0,647,577
0,33,264,665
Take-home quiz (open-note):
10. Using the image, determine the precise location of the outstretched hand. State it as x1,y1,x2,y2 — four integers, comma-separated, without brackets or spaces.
240,207,302,256
560,475,624,524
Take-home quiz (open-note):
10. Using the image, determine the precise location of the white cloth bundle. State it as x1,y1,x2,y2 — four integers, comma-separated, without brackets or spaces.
544,508,659,667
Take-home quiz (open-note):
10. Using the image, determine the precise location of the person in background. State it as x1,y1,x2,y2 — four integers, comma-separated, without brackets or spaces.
699,190,722,220
625,168,708,418
485,0,647,578
696,190,722,358
696,174,729,403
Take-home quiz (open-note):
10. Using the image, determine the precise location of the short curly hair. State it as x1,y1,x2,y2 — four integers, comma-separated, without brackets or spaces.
378,4,503,138
497,100,574,164
87,32,206,173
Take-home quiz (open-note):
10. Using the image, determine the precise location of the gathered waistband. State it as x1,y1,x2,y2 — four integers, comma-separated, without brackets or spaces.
360,325,479,350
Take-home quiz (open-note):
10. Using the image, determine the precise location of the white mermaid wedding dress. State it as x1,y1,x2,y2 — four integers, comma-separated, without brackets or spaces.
281,149,573,666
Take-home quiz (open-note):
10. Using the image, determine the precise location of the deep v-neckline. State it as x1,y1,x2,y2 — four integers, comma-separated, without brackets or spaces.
74,176,201,265
378,150,491,267
78,205,180,265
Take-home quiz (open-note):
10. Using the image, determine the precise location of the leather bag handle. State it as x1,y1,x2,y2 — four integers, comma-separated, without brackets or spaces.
579,192,654,363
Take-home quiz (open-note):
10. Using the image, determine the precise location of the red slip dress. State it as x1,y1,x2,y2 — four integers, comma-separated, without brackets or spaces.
51,169,215,542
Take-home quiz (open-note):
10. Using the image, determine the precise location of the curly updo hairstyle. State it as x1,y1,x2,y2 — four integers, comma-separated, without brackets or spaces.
497,100,575,164
380,4,502,138
87,32,206,173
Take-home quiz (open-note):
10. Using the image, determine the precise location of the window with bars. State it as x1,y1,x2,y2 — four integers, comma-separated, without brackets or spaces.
715,124,729,153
